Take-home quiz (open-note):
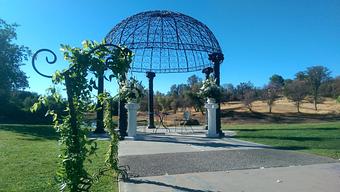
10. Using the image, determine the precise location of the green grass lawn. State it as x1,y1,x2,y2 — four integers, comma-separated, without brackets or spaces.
0,124,118,192
224,122,340,159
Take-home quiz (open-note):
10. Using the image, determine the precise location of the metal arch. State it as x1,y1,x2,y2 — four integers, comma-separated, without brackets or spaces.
105,10,223,74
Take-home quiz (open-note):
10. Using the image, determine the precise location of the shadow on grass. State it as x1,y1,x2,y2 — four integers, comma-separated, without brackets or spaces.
0,124,58,140
126,178,214,192
222,110,340,123
273,146,309,150
228,127,340,132
233,135,326,141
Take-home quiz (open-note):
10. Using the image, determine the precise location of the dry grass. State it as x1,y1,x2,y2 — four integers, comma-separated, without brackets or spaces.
133,97,340,125
223,97,340,114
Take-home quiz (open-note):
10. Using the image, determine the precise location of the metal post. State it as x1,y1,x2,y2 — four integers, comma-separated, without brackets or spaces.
94,70,105,134
118,98,128,139
146,72,156,128
209,52,224,137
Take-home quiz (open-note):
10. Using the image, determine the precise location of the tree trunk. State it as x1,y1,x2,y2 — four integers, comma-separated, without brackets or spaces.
314,99,318,111
297,101,300,113
314,91,318,111
248,105,253,112
269,105,272,113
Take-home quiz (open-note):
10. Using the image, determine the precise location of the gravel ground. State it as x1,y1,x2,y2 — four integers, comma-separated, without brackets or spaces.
119,148,336,177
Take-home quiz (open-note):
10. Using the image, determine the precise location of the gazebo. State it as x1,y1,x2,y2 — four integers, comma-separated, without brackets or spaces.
105,10,224,137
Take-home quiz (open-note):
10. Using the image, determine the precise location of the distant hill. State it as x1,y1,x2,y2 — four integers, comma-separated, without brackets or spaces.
136,97,340,125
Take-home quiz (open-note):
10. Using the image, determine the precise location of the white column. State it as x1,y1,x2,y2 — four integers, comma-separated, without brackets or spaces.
205,99,219,138
125,102,140,140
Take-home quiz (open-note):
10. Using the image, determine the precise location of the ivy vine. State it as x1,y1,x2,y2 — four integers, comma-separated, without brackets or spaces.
31,40,132,191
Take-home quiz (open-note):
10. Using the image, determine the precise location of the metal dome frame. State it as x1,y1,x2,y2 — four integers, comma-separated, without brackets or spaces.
105,10,224,137
105,10,222,73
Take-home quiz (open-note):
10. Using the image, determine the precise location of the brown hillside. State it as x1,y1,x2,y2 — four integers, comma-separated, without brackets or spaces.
136,97,340,126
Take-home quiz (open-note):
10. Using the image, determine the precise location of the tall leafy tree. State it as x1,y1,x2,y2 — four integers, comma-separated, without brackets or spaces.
305,66,331,110
0,19,30,104
269,74,285,88
295,71,307,81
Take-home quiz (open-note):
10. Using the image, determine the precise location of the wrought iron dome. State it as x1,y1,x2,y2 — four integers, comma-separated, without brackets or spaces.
105,10,222,73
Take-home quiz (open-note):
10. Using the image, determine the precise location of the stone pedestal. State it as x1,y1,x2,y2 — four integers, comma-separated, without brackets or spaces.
205,98,219,138
125,102,140,140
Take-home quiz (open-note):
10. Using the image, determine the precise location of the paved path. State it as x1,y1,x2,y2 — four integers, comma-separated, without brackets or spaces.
120,163,340,192
118,128,340,192
120,148,335,177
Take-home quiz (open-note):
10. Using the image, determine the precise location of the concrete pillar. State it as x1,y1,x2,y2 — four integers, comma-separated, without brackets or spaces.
125,102,140,139
205,98,219,138
146,72,156,128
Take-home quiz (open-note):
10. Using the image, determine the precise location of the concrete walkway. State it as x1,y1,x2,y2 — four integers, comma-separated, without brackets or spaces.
121,163,340,192
118,127,340,192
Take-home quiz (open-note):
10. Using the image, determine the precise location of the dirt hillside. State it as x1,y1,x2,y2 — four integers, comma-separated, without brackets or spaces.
136,97,340,126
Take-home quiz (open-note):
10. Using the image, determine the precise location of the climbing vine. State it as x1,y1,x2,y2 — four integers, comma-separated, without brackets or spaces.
31,40,132,191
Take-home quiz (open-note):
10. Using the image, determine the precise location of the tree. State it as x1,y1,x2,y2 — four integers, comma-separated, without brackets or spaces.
305,66,331,110
187,75,202,86
0,18,31,118
235,81,254,101
236,82,257,111
319,78,334,98
222,83,237,101
269,74,285,88
332,77,340,98
284,80,308,113
295,71,307,81
243,89,257,112
0,19,30,94
262,84,279,113
186,75,205,113
155,92,171,112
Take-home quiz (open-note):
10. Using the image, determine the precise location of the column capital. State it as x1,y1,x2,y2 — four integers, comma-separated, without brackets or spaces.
208,52,224,64
146,71,156,79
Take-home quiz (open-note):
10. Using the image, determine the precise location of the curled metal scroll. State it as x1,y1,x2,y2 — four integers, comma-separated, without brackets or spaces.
31,44,131,78
32,49,57,78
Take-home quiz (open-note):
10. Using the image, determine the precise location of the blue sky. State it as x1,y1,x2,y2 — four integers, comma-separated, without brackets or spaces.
1,0,339,94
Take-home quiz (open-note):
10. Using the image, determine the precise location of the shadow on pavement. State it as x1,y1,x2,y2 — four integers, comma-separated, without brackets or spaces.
125,178,215,192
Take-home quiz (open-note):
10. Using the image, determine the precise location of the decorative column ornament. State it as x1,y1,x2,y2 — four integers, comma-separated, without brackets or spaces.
202,67,214,130
202,67,214,79
146,72,156,128
209,52,224,137
205,98,219,138
125,102,140,139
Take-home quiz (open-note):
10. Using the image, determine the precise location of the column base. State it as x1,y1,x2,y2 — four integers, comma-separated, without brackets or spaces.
125,136,136,140
206,133,219,138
